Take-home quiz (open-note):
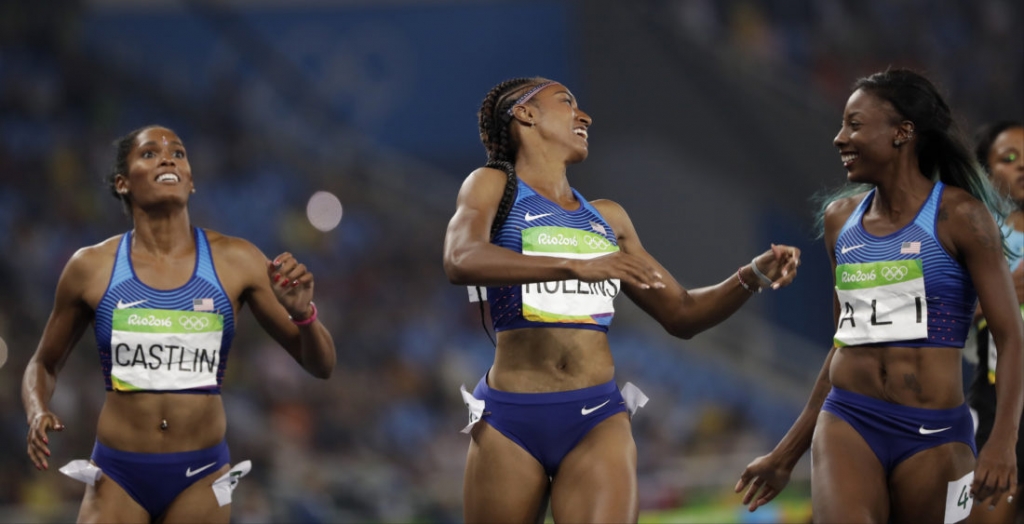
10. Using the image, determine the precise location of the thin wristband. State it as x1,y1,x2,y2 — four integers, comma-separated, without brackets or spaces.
290,301,318,326
749,257,774,287
736,267,760,294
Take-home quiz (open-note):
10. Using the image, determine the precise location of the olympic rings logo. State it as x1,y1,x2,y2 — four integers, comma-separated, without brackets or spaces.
584,236,610,251
881,266,909,281
178,316,210,331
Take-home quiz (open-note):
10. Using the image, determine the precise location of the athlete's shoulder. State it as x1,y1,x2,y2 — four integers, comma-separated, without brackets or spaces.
824,191,870,229
204,229,263,261
66,234,121,269
455,166,514,210
589,198,626,217
937,184,985,218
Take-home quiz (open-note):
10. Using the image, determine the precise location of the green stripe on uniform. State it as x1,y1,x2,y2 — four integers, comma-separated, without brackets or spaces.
835,260,922,290
112,309,223,334
522,227,618,255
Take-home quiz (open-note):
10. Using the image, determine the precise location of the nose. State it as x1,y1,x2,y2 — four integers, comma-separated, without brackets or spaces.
833,127,846,149
577,108,592,127
159,151,176,165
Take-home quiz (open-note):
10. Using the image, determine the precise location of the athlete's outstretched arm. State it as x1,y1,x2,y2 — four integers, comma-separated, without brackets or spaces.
592,199,800,339
230,238,336,379
733,197,857,512
443,167,665,289
22,248,97,470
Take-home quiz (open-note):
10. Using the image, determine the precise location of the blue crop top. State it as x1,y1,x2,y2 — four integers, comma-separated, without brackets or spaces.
94,228,235,393
833,181,977,348
488,179,621,332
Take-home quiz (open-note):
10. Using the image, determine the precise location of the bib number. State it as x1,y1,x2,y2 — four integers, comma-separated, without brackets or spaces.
521,226,619,325
110,309,223,391
833,260,927,346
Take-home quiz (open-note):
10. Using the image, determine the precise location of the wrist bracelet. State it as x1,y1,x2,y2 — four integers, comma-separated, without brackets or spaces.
737,267,760,294
749,257,774,287
290,301,318,326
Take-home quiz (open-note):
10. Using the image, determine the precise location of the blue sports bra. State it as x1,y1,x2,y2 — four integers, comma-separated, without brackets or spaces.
94,227,235,393
832,182,976,348
488,179,621,332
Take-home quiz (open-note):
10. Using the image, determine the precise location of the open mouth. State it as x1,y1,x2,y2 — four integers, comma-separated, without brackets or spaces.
574,128,588,140
840,153,858,167
155,172,180,183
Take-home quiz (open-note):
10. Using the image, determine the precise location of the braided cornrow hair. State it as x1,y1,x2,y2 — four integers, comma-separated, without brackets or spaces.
477,77,551,238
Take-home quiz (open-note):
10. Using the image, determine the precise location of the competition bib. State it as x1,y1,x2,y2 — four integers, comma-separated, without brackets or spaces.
834,260,927,347
520,226,620,325
110,308,223,391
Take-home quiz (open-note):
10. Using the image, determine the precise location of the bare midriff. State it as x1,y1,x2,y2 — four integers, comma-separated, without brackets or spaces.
96,392,226,453
489,328,615,393
830,345,964,409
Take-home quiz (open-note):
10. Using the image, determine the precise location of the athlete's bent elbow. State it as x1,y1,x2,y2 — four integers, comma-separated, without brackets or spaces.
443,254,472,285
666,322,697,340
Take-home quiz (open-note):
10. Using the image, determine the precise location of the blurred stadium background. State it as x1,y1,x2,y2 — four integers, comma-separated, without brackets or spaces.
0,0,1020,522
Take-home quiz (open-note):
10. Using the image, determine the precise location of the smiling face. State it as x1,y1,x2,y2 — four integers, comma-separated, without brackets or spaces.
115,126,194,211
833,88,909,184
986,126,1024,207
513,83,593,164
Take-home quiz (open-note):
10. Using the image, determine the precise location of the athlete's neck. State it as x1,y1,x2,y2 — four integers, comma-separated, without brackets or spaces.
869,171,934,222
514,157,575,209
130,210,193,256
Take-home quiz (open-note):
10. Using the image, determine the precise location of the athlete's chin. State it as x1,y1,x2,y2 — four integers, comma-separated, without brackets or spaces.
568,149,589,164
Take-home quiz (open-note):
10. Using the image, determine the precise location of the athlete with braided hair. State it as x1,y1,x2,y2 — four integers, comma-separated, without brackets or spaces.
736,69,1023,523
22,125,337,523
443,77,802,523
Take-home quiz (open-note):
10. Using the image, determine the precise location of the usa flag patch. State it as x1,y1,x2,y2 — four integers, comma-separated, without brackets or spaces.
193,298,215,311
900,241,921,254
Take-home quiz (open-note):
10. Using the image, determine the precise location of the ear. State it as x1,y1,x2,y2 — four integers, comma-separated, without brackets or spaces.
114,174,129,195
510,104,536,127
895,120,915,142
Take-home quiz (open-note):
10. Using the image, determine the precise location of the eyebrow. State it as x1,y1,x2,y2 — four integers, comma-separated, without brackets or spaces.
139,140,185,148
555,90,576,102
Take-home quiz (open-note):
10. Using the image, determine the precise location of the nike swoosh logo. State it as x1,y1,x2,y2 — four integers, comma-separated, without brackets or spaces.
185,462,218,477
581,399,610,416
116,299,147,309
918,425,952,435
840,244,866,254
524,212,554,222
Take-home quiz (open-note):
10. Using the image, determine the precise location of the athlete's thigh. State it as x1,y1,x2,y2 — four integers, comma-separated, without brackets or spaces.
158,464,231,524
811,411,890,523
77,473,150,524
890,442,975,524
550,412,638,524
464,421,550,524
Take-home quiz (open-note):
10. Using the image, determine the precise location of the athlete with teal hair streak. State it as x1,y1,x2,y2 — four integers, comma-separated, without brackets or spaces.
736,69,1023,523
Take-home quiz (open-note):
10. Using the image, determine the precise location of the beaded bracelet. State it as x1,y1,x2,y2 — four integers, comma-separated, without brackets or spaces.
736,267,760,294
749,257,774,287
290,301,318,326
